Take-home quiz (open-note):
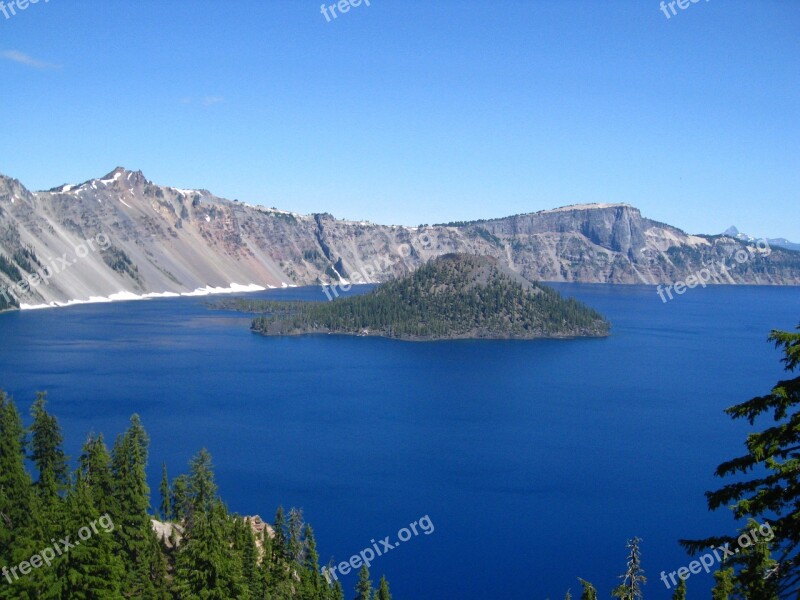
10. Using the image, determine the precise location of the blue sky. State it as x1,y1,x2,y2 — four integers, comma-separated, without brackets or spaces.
1,0,798,238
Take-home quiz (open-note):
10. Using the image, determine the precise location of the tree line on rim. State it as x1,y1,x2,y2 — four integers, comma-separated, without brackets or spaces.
0,391,392,599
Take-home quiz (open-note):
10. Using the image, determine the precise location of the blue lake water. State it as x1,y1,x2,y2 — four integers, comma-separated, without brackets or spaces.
0,283,798,599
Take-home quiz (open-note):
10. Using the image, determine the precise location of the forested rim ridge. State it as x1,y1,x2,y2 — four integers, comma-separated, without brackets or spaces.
0,390,391,599
222,254,609,340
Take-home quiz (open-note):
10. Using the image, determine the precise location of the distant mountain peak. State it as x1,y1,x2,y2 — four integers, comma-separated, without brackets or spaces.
720,226,800,252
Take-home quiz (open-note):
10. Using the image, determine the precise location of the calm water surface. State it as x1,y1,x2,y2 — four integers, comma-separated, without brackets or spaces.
0,283,798,599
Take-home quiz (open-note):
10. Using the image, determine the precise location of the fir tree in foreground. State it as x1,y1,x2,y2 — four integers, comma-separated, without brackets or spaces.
354,564,372,600
569,325,799,600
574,539,645,600
375,575,392,600
578,579,597,600
611,538,645,600
711,567,733,600
682,324,800,598
159,462,170,520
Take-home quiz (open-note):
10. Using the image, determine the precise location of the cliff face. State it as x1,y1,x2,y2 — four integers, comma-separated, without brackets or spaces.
0,168,798,308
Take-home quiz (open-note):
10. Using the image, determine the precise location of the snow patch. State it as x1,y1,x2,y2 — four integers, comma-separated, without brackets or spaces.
330,264,348,285
180,283,267,297
100,172,123,185
19,283,266,311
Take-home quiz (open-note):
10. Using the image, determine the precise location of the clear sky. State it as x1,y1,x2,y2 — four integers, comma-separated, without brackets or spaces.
1,0,798,238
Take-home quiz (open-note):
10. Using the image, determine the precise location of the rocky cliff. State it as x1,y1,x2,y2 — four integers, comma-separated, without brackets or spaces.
1,168,798,309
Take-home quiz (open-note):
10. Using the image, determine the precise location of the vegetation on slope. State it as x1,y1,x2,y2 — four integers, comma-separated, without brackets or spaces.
242,254,609,340
0,391,391,599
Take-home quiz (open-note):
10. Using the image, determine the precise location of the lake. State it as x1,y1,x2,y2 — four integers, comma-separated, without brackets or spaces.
0,283,797,599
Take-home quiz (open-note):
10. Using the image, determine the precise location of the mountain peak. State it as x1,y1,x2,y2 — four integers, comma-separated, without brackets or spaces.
99,166,146,182
43,167,149,194
101,166,128,180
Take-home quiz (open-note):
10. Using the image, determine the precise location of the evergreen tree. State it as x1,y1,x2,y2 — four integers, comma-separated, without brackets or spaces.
259,524,273,592
711,567,734,600
23,393,69,596
56,475,125,598
354,564,372,600
375,575,392,600
174,505,229,597
110,415,158,596
272,506,287,564
303,524,322,599
78,433,115,516
0,392,45,599
171,474,189,521
174,451,244,599
288,507,304,563
331,581,345,600
0,392,34,557
28,392,68,498
159,462,170,520
235,516,264,599
578,579,597,600
611,538,645,600
672,578,686,600
269,506,291,590
682,326,800,597
733,520,779,600
187,448,217,516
